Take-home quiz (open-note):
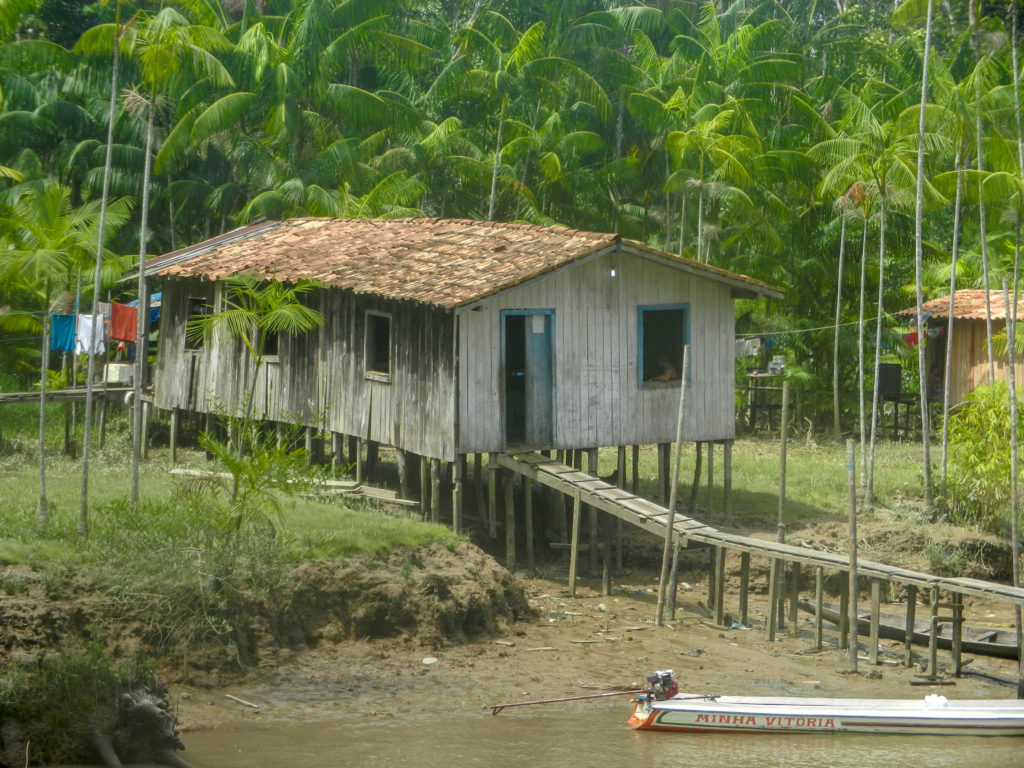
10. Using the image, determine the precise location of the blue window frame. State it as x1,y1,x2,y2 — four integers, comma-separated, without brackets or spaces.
637,304,689,387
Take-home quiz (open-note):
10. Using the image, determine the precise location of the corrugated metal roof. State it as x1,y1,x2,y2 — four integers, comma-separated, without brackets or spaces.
155,217,783,308
901,289,1024,321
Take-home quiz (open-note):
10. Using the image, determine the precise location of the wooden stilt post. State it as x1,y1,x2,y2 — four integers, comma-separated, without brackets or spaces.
487,453,498,538
98,396,107,449
739,552,750,626
723,440,733,519
707,547,717,610
396,448,410,499
847,438,858,673
141,400,149,459
616,446,626,571
568,492,581,596
952,590,963,677
365,440,378,479
656,347,690,627
766,557,780,642
839,578,850,650
170,407,178,465
927,585,939,679
587,448,599,573
666,542,680,619
474,453,486,522
420,455,430,517
788,562,800,636
452,454,464,534
631,445,639,494
868,579,882,665
524,476,533,570
714,546,726,626
904,585,918,667
331,432,342,476
706,441,714,514
659,442,671,503
504,469,515,569
304,427,313,462
430,458,441,524
814,566,824,650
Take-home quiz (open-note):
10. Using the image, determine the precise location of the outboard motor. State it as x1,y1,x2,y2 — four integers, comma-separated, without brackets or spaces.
646,670,678,700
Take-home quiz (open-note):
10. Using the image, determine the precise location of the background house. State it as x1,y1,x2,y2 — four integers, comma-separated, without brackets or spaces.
149,218,782,467
905,290,1024,407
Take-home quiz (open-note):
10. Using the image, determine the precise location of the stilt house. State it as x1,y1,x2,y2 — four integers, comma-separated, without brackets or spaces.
149,218,782,462
904,290,1024,406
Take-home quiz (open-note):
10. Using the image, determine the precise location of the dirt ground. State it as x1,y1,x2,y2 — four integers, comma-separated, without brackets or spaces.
171,565,1024,735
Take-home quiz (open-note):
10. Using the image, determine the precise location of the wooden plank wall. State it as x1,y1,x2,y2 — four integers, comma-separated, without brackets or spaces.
936,318,1024,406
456,247,737,452
154,277,457,460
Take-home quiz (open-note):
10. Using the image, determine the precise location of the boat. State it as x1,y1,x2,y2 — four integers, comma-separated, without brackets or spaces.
629,670,1024,736
798,600,1020,660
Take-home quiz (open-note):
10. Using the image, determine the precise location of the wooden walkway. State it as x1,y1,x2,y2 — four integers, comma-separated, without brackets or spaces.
498,451,1024,609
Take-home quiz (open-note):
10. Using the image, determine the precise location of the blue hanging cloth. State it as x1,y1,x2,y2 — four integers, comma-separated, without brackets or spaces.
50,314,75,352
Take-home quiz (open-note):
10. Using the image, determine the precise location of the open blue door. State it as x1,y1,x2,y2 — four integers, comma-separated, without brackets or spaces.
502,310,554,447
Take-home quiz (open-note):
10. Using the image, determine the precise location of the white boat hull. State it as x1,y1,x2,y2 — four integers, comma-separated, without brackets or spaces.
629,692,1024,736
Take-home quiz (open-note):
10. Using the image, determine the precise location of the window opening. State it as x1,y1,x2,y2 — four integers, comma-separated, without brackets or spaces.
639,305,688,386
365,311,392,377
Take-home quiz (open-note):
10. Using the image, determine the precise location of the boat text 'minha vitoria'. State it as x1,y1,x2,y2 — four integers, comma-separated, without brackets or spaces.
628,670,1024,737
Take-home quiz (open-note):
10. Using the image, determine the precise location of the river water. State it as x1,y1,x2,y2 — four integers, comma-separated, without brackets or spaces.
180,703,1024,768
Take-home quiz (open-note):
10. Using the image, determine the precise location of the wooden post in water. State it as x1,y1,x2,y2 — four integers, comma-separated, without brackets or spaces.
568,491,582,596
739,552,750,626
847,438,858,673
504,469,515,569
904,585,918,667
814,566,824,650
656,346,689,626
869,579,881,665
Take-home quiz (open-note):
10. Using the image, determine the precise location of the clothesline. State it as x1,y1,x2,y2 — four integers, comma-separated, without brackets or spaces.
736,311,916,338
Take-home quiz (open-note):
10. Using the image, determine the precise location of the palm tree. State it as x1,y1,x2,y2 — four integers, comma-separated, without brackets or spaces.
0,180,129,530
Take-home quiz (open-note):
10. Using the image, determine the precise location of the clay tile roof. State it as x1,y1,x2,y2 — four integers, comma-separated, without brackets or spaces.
154,217,782,308
900,289,1024,321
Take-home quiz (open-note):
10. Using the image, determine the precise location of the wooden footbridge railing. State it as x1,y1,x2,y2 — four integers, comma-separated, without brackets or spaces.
498,451,1024,677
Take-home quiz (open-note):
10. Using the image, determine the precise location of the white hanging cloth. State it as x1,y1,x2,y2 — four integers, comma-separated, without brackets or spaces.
75,313,105,355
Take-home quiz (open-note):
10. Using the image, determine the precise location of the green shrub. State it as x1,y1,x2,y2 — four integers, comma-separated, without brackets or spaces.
947,382,1024,531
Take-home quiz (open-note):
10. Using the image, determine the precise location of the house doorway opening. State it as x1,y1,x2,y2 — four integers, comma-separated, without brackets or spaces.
502,310,553,447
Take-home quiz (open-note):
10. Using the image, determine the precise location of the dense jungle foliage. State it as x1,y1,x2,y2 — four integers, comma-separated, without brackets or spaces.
1,0,1024,432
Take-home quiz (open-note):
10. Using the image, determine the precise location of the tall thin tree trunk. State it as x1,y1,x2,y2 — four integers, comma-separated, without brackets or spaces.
1010,0,1024,684
488,97,506,222
833,213,848,437
914,0,935,511
858,205,869,487
971,1,996,381
866,200,886,507
678,189,687,258
37,292,50,530
697,185,704,263
941,151,964,496
131,98,156,511
80,3,121,537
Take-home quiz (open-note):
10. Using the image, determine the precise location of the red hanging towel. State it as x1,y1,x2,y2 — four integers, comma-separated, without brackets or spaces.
110,302,138,343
